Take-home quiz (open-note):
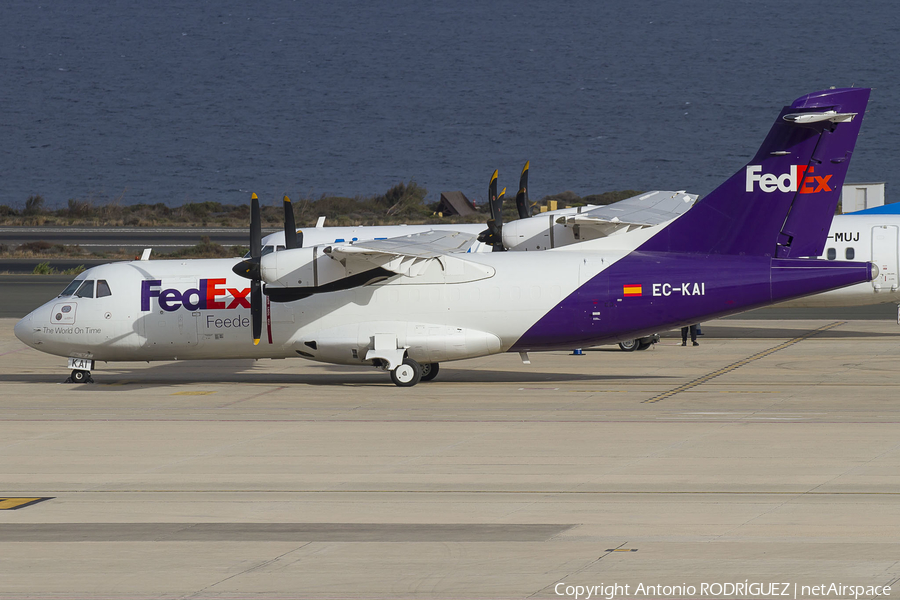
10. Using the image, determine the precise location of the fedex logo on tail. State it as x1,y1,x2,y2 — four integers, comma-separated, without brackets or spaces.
745,165,832,194
141,279,251,312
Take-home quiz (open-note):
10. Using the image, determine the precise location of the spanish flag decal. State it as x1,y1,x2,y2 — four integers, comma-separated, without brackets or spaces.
623,284,642,297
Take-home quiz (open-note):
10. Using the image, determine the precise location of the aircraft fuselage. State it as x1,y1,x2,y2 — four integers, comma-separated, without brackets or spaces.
14,240,874,366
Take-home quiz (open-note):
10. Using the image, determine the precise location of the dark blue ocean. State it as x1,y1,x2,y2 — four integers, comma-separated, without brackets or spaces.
2,0,898,209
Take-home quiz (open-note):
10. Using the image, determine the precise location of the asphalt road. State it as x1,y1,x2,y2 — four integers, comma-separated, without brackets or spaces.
0,226,275,273
0,226,276,253
0,258,117,274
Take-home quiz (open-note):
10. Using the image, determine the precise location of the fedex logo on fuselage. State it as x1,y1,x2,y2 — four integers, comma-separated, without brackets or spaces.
141,279,251,312
745,165,832,194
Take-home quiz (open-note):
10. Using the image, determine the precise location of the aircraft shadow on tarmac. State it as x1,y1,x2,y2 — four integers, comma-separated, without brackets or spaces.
0,357,675,387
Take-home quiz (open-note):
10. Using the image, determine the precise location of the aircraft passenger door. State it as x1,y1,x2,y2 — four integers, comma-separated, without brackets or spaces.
871,226,899,292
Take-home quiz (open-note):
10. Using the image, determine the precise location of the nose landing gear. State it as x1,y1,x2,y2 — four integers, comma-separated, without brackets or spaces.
65,358,95,383
66,369,94,384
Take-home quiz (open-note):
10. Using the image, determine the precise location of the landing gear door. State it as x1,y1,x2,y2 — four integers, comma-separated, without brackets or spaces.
871,225,899,292
578,258,609,330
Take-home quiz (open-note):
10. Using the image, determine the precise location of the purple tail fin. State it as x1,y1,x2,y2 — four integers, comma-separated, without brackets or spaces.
642,88,870,257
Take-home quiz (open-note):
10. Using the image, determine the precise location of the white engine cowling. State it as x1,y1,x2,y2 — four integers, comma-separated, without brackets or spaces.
501,214,578,251
260,247,347,288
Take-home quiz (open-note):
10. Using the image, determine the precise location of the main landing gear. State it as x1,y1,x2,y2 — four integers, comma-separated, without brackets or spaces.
617,339,640,352
618,339,652,352
390,358,421,387
388,358,440,387
618,333,660,352
66,369,94,384
366,339,439,387
420,362,440,382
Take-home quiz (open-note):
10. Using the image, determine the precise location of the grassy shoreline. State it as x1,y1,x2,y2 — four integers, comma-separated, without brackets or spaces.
2,182,641,267
3,182,639,228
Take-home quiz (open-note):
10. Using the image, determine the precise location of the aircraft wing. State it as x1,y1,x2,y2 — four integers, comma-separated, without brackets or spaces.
556,190,698,234
324,230,481,277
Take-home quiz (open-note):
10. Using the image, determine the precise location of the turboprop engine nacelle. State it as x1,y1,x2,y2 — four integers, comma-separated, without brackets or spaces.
259,247,348,288
501,213,579,251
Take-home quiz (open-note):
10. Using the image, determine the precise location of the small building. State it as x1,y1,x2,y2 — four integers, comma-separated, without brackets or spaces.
841,182,886,213
436,191,477,217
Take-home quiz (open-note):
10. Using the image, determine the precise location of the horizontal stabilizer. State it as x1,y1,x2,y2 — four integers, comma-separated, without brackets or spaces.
783,110,857,124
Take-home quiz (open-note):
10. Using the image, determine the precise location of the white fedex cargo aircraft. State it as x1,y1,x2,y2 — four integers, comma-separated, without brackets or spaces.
13,88,878,386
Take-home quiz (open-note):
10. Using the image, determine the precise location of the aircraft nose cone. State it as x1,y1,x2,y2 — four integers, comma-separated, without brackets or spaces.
14,313,33,346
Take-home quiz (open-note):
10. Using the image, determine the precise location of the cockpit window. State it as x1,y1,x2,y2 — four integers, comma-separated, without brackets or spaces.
75,280,95,298
243,245,282,259
97,280,112,298
60,279,84,297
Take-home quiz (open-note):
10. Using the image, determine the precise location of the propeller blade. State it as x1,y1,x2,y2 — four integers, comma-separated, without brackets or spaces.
488,170,503,228
250,193,261,259
491,187,506,233
488,169,500,221
478,170,507,250
515,161,531,219
478,169,506,250
238,193,263,345
283,195,300,249
251,280,262,346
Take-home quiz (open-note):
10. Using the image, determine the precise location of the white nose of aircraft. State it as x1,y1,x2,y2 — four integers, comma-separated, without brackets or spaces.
14,312,33,347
